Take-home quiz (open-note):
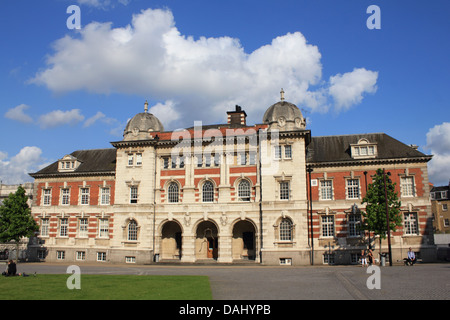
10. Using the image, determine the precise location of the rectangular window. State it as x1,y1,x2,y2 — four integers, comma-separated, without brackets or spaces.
98,218,109,238
274,146,282,160
171,156,177,168
249,152,256,165
80,188,90,205
322,216,334,237
179,156,185,168
79,218,88,237
128,154,134,166
76,251,86,261
60,218,68,237
42,189,51,206
196,154,203,168
61,188,70,205
404,213,418,235
443,204,448,211
56,251,65,260
320,180,333,200
214,153,220,167
135,153,142,166
401,177,415,197
205,154,211,167
239,152,247,165
163,157,169,169
347,179,360,199
125,256,136,263
348,214,361,237
97,252,107,262
280,181,290,200
40,218,49,237
100,188,110,205
130,186,138,204
323,253,335,264
284,145,292,159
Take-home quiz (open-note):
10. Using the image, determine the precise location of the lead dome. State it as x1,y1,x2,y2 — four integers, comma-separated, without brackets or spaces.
263,89,306,130
123,101,164,141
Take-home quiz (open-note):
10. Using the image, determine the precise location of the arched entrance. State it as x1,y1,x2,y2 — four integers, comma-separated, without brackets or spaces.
160,221,182,260
232,220,256,260
195,221,219,260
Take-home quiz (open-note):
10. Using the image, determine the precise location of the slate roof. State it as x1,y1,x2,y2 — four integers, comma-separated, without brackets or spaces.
306,133,432,165
30,148,116,178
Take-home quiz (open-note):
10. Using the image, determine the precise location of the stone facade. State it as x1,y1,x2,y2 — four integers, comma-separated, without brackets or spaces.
29,96,435,265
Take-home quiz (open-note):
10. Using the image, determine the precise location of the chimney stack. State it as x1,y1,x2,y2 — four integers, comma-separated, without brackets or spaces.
227,105,247,126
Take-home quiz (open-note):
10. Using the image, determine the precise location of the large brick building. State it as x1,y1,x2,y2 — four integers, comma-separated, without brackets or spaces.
29,94,436,265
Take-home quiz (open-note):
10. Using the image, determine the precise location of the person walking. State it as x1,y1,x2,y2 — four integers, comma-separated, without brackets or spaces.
361,250,368,267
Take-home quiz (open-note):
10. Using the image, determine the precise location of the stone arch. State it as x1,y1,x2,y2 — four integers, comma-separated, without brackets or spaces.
160,220,183,260
231,219,257,260
195,219,219,260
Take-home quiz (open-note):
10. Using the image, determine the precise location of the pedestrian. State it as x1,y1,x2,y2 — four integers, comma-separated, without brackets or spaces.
368,249,374,265
361,249,368,267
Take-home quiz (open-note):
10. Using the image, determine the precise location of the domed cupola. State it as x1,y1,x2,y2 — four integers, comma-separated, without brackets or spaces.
123,101,164,141
263,89,306,131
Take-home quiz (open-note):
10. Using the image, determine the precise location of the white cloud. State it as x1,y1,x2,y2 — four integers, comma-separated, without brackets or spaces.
425,122,450,185
31,8,378,127
148,100,180,129
84,111,106,127
38,109,85,129
328,68,378,111
4,104,33,123
0,147,46,184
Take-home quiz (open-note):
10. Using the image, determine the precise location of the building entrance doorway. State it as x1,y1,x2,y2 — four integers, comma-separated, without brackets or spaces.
196,221,218,260
161,221,182,260
232,220,256,260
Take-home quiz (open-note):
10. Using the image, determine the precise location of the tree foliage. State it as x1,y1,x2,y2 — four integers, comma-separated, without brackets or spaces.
361,169,402,239
0,185,39,243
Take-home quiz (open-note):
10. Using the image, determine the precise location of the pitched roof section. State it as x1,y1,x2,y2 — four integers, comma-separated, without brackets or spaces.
30,148,116,178
306,133,432,165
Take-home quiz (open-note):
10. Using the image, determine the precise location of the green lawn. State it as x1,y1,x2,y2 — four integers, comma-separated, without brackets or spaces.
0,274,212,300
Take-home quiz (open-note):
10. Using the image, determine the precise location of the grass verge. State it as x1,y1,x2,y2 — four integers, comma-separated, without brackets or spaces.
0,274,212,300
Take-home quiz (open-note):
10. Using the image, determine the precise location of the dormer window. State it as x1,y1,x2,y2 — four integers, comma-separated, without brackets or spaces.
351,139,377,159
58,155,80,172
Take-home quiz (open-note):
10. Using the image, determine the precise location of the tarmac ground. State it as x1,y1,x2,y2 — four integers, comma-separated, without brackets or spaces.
12,261,450,301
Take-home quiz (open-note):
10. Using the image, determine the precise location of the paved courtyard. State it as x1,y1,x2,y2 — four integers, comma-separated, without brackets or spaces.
16,262,450,300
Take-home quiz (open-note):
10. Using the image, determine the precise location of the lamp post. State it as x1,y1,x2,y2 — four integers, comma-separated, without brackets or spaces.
383,169,393,266
307,166,314,265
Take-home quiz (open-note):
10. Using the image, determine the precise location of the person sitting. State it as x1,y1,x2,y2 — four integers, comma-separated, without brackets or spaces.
405,248,417,266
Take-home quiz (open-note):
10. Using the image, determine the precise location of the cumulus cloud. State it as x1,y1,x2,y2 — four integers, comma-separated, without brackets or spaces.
148,100,180,129
425,122,450,185
38,109,85,129
0,146,47,184
4,104,33,123
30,8,378,127
328,68,378,111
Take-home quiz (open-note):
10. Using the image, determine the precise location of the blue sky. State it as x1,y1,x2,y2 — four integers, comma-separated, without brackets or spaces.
0,0,449,185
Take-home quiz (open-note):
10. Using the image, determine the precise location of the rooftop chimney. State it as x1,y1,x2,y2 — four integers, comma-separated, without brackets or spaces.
227,105,247,126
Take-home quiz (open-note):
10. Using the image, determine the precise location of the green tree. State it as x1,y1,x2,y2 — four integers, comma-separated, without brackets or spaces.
0,185,39,262
361,169,402,253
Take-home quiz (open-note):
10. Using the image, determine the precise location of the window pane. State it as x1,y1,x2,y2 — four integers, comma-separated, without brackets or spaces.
202,181,214,202
168,182,179,203
238,180,251,201
280,219,292,241
280,181,289,200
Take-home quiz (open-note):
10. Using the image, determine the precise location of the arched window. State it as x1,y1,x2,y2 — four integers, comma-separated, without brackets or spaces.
238,179,251,201
128,220,138,241
202,181,214,202
279,218,293,241
168,182,179,203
